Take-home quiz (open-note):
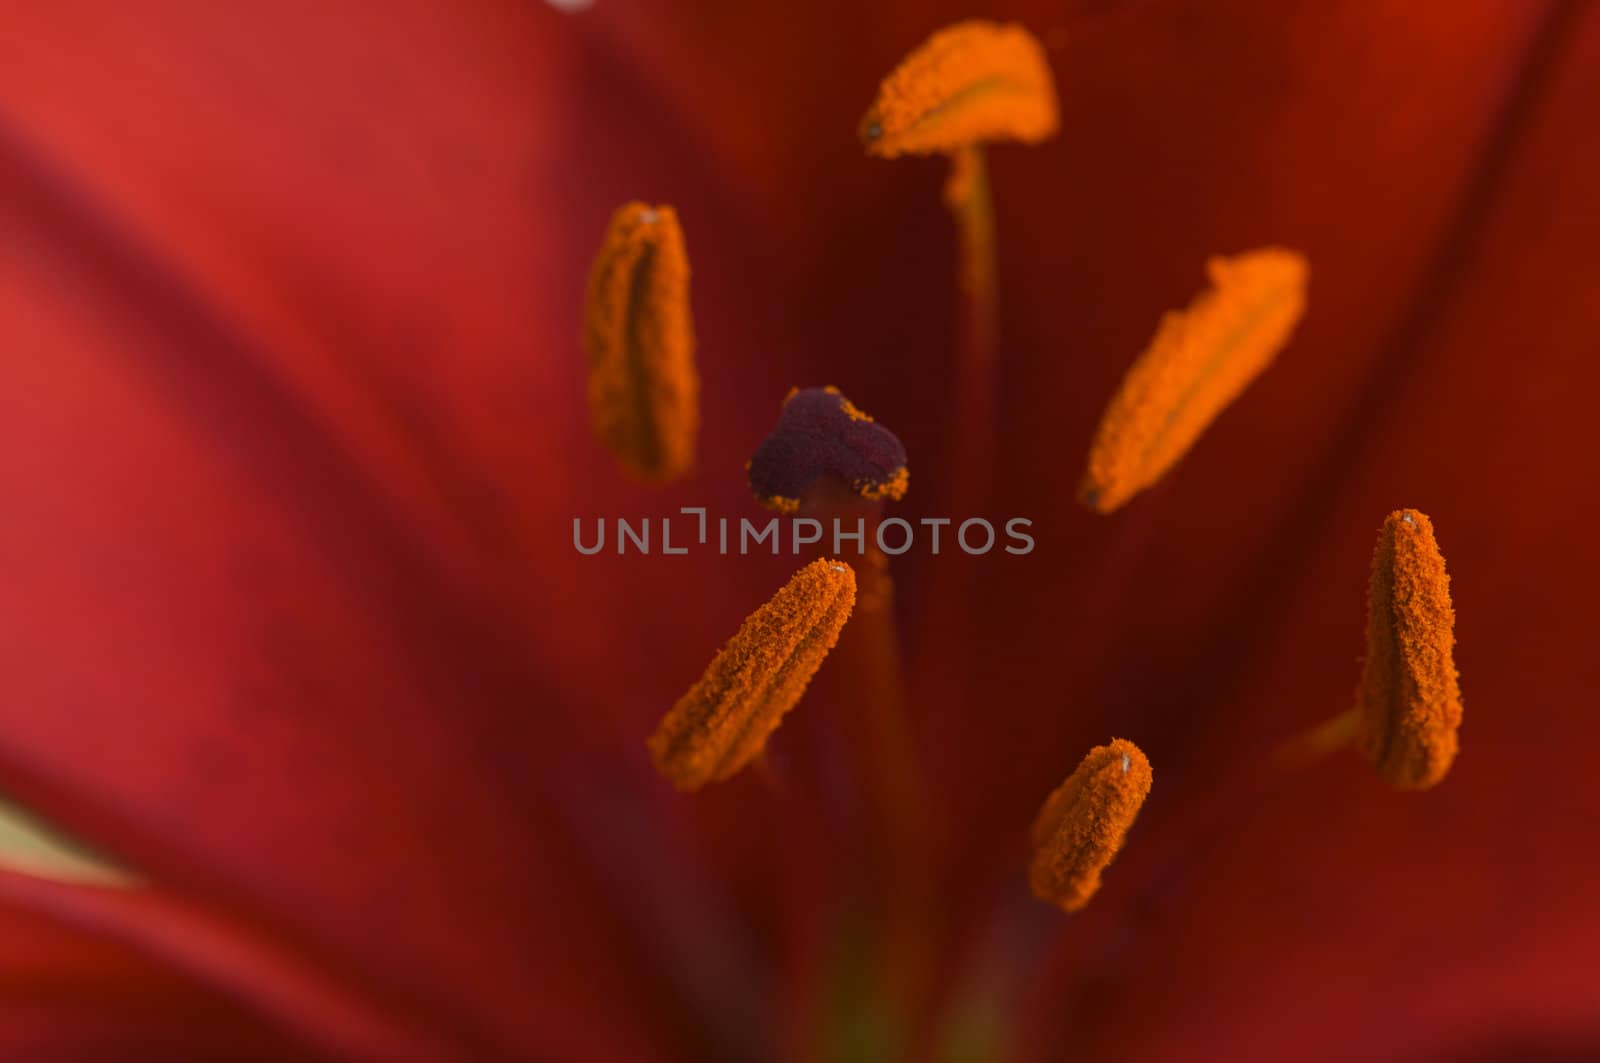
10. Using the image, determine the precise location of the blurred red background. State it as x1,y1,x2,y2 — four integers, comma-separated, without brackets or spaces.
1,1,1597,1059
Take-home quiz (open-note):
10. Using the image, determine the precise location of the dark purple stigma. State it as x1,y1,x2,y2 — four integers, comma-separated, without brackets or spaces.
747,387,909,510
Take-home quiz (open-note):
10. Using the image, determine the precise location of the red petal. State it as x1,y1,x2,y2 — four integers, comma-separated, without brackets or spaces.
0,3,725,1056
0,894,314,1059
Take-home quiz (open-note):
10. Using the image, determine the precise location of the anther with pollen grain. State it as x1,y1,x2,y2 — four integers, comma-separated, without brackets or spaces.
1357,509,1464,790
1079,248,1309,513
1270,509,1464,786
648,559,857,791
1029,739,1152,913
582,201,699,483
858,20,1059,158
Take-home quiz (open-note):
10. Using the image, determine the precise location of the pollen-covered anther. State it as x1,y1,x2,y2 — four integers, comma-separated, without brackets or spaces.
1028,739,1152,912
1357,510,1463,790
748,387,909,512
860,20,1059,158
648,559,857,791
583,201,699,483
1079,248,1309,513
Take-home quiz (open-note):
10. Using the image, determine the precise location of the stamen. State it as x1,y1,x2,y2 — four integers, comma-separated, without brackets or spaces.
862,25,1057,723
858,21,1059,158
1079,248,1309,513
648,559,857,790
747,387,909,512
1028,739,1152,912
1357,510,1463,790
583,202,699,483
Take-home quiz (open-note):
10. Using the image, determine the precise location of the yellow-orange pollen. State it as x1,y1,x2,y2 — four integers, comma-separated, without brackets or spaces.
859,20,1060,158
583,202,699,483
1028,739,1153,912
648,559,857,791
1080,248,1309,513
1357,509,1463,790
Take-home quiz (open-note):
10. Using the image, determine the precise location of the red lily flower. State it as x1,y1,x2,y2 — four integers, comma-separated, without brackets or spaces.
3,2,1598,1060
